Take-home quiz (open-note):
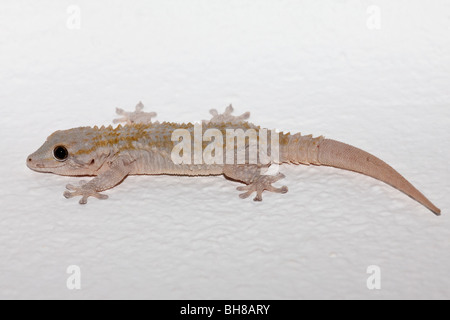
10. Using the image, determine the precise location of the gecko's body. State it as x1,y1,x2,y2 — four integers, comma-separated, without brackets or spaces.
27,103,440,215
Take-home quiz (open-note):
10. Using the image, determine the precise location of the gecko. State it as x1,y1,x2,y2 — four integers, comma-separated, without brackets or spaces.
26,102,441,215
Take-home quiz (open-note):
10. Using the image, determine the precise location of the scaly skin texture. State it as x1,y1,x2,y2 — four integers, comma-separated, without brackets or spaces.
27,102,440,215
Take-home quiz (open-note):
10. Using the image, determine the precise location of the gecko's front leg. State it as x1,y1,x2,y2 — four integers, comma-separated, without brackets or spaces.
113,101,157,125
64,157,132,204
64,180,109,204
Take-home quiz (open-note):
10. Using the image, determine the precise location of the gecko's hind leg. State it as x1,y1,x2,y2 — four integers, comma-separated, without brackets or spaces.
113,101,157,125
206,105,250,124
223,165,288,201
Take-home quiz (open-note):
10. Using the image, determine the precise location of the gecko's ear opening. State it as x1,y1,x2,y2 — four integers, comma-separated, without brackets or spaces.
53,146,68,161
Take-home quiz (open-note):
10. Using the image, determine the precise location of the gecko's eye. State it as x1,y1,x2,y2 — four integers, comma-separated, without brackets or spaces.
53,146,68,161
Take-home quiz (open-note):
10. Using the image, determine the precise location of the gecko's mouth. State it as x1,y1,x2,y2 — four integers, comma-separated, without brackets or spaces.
26,155,65,172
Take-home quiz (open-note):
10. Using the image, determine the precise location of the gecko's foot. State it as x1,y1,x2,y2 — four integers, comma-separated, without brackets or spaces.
113,101,157,125
63,180,108,205
236,172,288,201
207,105,250,124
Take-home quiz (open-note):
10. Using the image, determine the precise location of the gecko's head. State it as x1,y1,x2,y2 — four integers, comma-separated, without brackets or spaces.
27,127,108,176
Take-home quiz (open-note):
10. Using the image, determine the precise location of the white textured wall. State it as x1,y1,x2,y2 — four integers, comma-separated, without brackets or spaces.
1,0,449,299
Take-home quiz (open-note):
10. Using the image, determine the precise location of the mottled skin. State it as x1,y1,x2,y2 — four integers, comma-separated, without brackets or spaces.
27,103,440,215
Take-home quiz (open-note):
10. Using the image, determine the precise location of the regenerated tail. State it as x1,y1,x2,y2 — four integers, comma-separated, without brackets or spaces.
317,139,440,215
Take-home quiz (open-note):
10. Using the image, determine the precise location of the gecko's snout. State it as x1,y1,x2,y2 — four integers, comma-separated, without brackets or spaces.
27,154,44,170
27,155,34,169
27,152,62,173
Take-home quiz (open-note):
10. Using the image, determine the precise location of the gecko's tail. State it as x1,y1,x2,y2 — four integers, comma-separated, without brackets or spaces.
316,139,440,216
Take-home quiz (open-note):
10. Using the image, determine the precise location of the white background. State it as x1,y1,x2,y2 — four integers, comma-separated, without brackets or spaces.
0,0,449,299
